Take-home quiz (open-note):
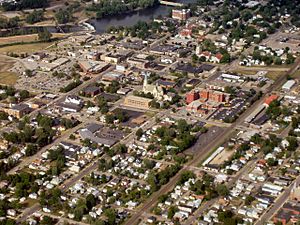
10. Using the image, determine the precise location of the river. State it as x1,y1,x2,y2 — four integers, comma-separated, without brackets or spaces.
91,0,197,33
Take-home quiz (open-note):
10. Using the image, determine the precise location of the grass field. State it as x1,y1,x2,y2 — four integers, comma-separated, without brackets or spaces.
232,69,285,80
0,42,54,54
0,55,18,85
0,33,67,46
291,69,300,78
0,71,18,85
232,70,258,76
266,71,285,80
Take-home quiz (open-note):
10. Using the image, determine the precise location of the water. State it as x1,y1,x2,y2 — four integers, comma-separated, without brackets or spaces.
91,0,197,33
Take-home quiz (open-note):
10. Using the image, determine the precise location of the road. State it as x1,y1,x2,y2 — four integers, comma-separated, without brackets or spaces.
124,57,300,225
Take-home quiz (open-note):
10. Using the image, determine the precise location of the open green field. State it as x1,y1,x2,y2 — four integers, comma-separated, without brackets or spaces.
0,42,54,54
0,33,67,46
291,69,300,78
266,71,285,80
0,55,18,85
0,71,18,85
232,68,286,80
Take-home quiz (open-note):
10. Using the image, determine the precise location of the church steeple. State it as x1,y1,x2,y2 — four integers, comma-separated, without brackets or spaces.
143,72,148,87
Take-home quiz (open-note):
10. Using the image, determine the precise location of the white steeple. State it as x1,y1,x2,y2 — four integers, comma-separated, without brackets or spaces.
143,72,148,87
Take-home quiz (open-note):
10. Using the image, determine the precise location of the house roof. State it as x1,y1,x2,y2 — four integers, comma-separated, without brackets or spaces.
11,103,30,111
83,86,100,94
176,63,203,74
264,95,279,105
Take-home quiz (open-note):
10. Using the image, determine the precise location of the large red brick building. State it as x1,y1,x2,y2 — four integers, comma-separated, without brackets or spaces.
200,89,229,103
186,91,200,104
172,9,191,21
186,89,229,104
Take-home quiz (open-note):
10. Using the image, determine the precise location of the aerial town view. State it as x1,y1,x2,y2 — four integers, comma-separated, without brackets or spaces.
0,0,300,224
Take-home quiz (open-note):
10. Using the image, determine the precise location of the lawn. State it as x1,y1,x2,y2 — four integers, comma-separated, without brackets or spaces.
291,69,300,78
0,34,38,45
0,55,18,85
232,69,258,76
266,71,285,80
232,69,286,80
0,33,67,46
0,71,19,85
0,42,54,54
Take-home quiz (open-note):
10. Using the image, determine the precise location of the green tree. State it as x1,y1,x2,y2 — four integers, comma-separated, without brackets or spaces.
55,9,72,24
38,28,52,42
136,128,143,138
168,206,178,219
216,184,229,196
25,144,38,156
40,216,55,225
104,208,116,225
26,10,44,24
19,90,30,100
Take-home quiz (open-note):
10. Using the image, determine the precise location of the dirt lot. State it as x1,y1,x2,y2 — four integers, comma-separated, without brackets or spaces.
210,148,234,165
0,71,18,85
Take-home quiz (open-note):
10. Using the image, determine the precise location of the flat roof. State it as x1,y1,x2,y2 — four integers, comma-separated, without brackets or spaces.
79,129,116,147
125,95,152,102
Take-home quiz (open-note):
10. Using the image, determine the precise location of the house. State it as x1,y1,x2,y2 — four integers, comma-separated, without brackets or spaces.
274,202,300,225
211,53,223,63
57,96,84,113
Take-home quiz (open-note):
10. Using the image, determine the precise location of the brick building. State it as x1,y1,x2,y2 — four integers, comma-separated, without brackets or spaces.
172,9,191,21
200,89,229,103
186,91,200,104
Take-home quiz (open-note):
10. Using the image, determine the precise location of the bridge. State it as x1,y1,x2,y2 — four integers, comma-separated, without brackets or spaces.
159,0,184,7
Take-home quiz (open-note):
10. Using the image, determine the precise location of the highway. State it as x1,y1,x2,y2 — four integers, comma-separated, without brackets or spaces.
124,57,300,225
